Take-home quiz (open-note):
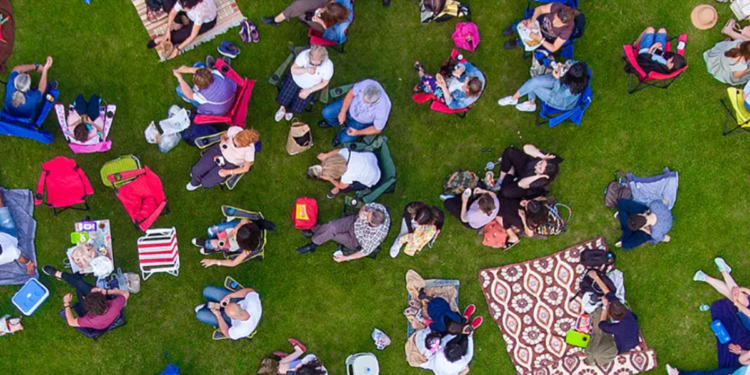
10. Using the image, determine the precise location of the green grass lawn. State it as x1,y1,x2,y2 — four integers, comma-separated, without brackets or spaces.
2,0,750,374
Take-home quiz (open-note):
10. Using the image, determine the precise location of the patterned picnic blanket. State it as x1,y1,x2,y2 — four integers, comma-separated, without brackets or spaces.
479,237,658,375
130,0,245,61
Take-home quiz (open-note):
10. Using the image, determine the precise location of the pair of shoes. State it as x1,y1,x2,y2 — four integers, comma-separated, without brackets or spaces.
41,265,61,279
301,230,314,238
462,304,476,320
503,39,519,50
288,338,307,352
239,20,260,43
502,25,515,37
326,190,339,199
261,16,280,27
186,182,201,191
218,41,241,58
296,243,317,254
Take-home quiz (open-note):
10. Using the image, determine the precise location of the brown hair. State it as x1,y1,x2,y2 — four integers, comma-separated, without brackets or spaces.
467,77,482,97
73,123,90,142
233,129,260,148
556,6,580,25
83,292,108,316
320,154,348,180
320,2,349,28
725,41,750,60
477,194,496,215
609,300,628,321
194,68,214,90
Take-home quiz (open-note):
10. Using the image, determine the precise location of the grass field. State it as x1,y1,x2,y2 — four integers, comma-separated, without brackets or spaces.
2,0,750,374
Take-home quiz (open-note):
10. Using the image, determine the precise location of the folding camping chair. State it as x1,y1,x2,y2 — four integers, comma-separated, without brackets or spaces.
336,196,389,259
193,59,255,128
214,205,269,262
104,157,169,231
195,132,262,190
522,0,584,61
34,156,94,215
59,308,126,339
341,136,396,203
623,33,688,94
210,276,258,341
267,45,330,111
721,87,750,135
420,0,471,24
137,227,179,280
54,102,116,153
411,49,486,119
536,67,592,128
309,0,354,53
0,89,59,145
100,155,142,188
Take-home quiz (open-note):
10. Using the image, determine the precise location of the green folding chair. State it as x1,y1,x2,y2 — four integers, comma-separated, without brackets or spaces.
194,132,259,190
219,205,268,262
211,276,258,341
269,46,330,110
100,155,141,188
341,136,397,204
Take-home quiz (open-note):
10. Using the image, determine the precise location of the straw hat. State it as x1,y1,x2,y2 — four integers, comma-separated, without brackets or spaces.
691,4,718,30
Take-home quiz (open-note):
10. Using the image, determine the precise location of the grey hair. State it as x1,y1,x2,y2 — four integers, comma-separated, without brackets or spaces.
363,85,381,104
12,74,30,108
369,209,386,226
309,45,329,63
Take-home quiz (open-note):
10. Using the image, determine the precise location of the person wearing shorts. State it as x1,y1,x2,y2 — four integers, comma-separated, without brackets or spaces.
0,190,36,275
634,27,687,76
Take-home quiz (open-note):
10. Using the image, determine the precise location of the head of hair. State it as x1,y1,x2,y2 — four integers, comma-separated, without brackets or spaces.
466,77,483,97
296,361,326,375
425,331,443,347
369,209,386,226
414,205,435,225
725,41,750,60
526,200,549,226
627,214,648,231
178,0,201,9
363,85,381,104
12,73,30,108
556,6,579,25
544,161,559,178
236,222,260,251
444,334,469,362
664,51,687,72
193,68,214,89
609,300,628,321
233,129,260,148
73,123,90,142
83,292,108,316
320,154,347,180
477,193,496,215
560,62,589,95
320,2,350,27
309,45,329,64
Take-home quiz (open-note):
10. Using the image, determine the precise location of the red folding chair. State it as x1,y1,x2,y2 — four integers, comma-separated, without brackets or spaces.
411,49,484,119
193,59,255,128
623,33,688,94
34,156,94,216
308,0,354,53
108,167,168,231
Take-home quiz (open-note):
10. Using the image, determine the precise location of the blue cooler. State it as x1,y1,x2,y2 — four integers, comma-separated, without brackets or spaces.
12,278,49,316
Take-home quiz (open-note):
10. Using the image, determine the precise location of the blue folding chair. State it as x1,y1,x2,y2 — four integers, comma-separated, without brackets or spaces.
536,68,592,128
0,89,59,145
522,0,584,61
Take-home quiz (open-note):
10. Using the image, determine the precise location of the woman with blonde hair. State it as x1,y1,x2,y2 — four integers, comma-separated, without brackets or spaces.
309,147,380,198
187,127,259,190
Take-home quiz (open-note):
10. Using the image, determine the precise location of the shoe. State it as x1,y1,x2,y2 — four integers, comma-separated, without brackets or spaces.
296,243,318,254
516,101,537,112
249,21,260,43
333,250,344,258
42,265,59,278
693,270,707,282
470,316,483,330
192,238,206,248
502,25,515,37
614,211,619,219
666,364,680,375
220,56,232,67
218,41,240,58
262,16,279,26
715,257,733,273
383,0,391,6
331,138,341,147
285,112,293,121
439,194,455,201
200,247,221,255
463,304,476,320
615,241,622,248
273,351,288,359
275,107,286,122
288,338,307,352
503,39,519,50
318,119,333,128
194,304,206,314
186,182,201,191
206,55,216,70
147,39,157,49
699,304,711,312
497,96,518,106
302,230,314,238
327,190,338,199
404,307,419,316
239,20,251,43
389,243,401,258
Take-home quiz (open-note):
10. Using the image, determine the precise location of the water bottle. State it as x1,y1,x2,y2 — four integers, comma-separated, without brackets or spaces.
699,304,711,312
711,320,731,344
227,208,236,215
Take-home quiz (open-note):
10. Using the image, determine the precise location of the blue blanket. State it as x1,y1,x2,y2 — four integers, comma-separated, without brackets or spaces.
0,188,38,285
621,167,679,210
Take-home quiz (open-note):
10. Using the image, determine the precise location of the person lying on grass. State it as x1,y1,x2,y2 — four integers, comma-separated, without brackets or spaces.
615,198,672,250
5,56,55,121
491,144,563,200
192,218,272,268
195,285,261,340
308,148,381,199
0,190,36,276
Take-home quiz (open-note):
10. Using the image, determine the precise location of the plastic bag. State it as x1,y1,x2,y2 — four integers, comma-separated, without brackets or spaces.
371,328,391,350
90,256,114,278
159,132,182,153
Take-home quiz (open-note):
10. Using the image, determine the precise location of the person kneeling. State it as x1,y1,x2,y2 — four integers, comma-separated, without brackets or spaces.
195,284,261,340
187,127,259,191
296,203,390,262
173,65,237,116
498,61,589,112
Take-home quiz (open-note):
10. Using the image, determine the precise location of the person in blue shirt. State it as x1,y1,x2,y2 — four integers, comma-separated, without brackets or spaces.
4,56,54,120
614,198,672,250
414,60,485,110
498,61,589,112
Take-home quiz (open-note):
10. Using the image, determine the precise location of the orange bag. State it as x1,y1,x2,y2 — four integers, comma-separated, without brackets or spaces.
292,197,317,230
482,220,507,249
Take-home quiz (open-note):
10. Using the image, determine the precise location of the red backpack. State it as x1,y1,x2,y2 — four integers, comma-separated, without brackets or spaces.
292,197,317,230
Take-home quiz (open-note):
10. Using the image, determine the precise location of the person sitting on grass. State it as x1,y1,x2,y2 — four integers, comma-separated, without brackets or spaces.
615,198,672,250
147,0,218,59
308,148,381,199
319,79,392,146
187,127,259,191
497,61,589,113
275,46,334,122
694,258,750,323
192,219,270,268
443,187,500,230
296,203,390,262
42,266,129,331
262,0,350,34
589,270,641,355
259,338,329,375
0,190,36,276
493,144,563,199
5,56,55,121
389,202,444,258
67,94,105,144
498,196,549,239
173,64,237,116
502,2,580,53
194,284,261,340
413,59,485,110
0,314,23,337
421,332,476,375
705,23,750,86
632,27,687,75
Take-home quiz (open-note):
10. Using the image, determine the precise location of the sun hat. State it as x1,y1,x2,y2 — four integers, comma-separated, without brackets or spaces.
691,4,718,30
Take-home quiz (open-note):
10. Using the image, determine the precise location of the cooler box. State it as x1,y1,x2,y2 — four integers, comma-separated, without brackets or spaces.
12,278,49,316
346,353,379,375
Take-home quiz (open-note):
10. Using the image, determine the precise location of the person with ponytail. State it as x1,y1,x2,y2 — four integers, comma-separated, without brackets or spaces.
704,38,750,85
4,56,54,120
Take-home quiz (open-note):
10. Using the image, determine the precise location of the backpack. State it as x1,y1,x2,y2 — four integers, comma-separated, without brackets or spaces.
443,170,477,195
534,203,571,236
580,248,616,270
182,122,219,147
604,170,631,209
571,269,616,301
292,197,318,230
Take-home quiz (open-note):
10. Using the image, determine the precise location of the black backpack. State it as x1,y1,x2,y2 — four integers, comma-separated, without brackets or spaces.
570,269,616,301
580,248,616,269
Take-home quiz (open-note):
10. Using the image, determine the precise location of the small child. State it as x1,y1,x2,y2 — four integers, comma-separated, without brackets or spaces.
67,94,104,144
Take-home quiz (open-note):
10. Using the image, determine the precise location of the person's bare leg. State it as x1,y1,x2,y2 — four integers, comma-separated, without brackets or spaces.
704,275,732,299
722,271,739,290
278,346,305,372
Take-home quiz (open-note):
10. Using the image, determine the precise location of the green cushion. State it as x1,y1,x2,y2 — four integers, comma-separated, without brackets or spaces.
100,155,141,188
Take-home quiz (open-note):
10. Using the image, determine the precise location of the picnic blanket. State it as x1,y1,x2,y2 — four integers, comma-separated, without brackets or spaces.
0,188,38,285
623,167,679,210
130,0,245,61
479,237,658,375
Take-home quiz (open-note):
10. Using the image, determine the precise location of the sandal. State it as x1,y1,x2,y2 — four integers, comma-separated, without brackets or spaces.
414,61,425,76
404,307,419,316
408,300,421,309
503,239,520,252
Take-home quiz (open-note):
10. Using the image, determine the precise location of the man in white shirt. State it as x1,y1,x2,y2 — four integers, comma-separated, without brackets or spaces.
0,190,35,275
195,285,262,340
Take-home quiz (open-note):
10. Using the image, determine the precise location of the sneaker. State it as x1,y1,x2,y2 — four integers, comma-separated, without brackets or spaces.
715,257,733,273
273,351,288,359
439,194,455,201
699,304,711,312
497,96,518,106
249,21,260,43
503,39,519,50
288,338,307,352
301,230,314,238
186,182,201,191
285,112,293,121
239,20,251,43
327,190,338,199
693,270,707,282
615,241,622,248
218,41,240,58
463,304,476,320
333,250,344,258
261,16,279,26
470,316,483,330
42,265,60,278
389,243,401,258
191,238,206,247
194,304,206,314
274,106,286,122
516,101,537,112
221,56,232,67
297,243,318,254
614,211,619,219
205,55,216,70
502,25,515,37
666,364,680,375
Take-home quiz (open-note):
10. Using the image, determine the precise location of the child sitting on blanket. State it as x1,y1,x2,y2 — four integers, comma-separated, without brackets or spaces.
0,315,23,337
67,94,104,144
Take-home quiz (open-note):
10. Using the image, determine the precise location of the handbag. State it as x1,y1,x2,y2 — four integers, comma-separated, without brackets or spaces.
286,120,313,155
604,170,631,209
482,220,507,249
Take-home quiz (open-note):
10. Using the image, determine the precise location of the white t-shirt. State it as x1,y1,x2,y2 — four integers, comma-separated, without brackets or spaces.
228,292,262,340
220,126,255,166
0,232,21,266
292,49,334,90
338,149,381,187
173,0,217,25
420,334,474,375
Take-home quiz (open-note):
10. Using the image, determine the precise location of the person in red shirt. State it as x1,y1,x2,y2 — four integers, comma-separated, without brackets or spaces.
42,266,129,331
